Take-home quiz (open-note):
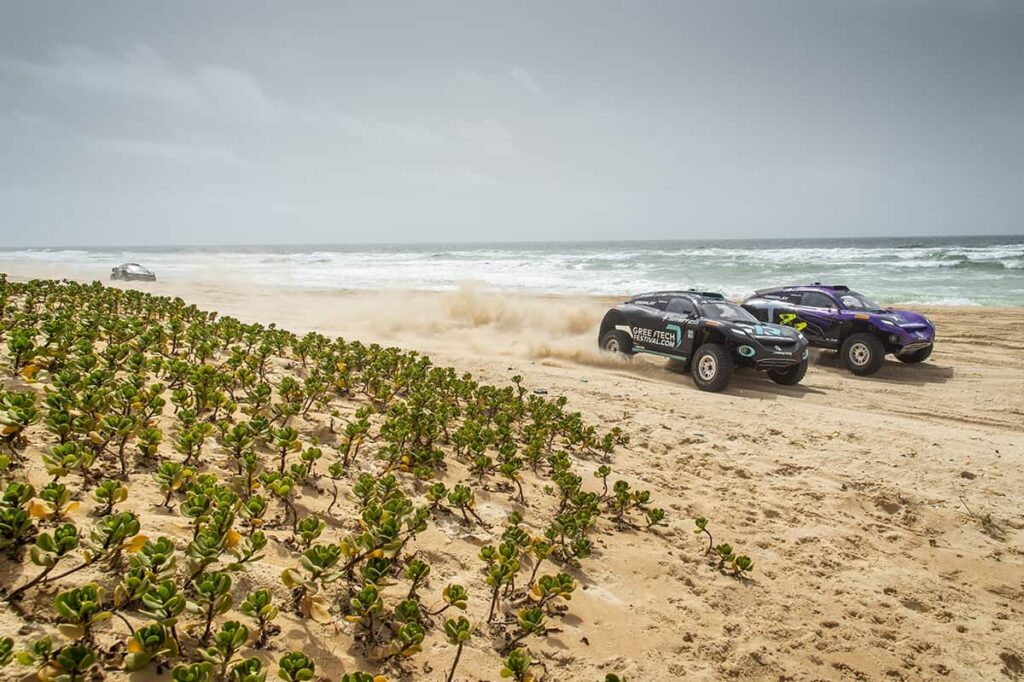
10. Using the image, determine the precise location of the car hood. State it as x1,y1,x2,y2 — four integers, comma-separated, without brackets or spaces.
726,320,804,341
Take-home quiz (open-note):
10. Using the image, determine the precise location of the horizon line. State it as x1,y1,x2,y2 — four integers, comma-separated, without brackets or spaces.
2,232,1022,251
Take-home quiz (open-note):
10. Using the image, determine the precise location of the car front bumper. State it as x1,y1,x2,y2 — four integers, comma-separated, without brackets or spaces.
888,328,934,353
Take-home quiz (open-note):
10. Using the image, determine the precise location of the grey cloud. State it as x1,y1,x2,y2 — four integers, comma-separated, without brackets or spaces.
0,0,1021,246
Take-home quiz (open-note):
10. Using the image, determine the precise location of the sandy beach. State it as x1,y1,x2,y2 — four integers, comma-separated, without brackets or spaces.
1,264,1022,681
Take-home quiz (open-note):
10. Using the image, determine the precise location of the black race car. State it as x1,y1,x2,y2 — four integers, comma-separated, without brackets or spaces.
598,290,810,392
110,263,156,282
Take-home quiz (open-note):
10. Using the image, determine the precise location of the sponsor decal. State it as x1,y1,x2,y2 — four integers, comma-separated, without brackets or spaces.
665,324,683,348
777,312,808,332
632,327,679,348
753,324,783,337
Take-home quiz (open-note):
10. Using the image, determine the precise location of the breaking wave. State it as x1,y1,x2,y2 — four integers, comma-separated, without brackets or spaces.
1,235,1022,306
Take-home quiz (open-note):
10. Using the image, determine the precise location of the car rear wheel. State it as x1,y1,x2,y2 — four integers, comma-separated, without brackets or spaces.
768,357,808,385
897,344,933,364
691,343,733,392
841,333,886,376
600,330,634,356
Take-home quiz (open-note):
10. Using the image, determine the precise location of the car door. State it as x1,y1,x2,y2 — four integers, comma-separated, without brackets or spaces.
661,297,698,358
627,297,688,358
793,291,843,344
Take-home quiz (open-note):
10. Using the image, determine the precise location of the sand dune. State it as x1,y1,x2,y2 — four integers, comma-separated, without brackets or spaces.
2,265,1022,680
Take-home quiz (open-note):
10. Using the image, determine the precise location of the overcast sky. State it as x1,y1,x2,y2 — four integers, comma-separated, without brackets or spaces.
1,1,1022,246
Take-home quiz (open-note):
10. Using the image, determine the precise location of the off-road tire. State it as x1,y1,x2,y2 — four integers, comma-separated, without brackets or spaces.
691,343,733,392
768,357,808,385
600,330,634,356
841,333,886,376
897,344,933,364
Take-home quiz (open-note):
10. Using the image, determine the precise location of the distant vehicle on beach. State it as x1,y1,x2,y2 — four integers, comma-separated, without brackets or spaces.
741,284,935,376
110,263,156,281
598,290,810,392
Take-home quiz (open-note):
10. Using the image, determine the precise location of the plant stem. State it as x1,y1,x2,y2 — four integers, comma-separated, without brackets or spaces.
112,609,136,636
5,562,55,602
45,556,94,583
487,584,500,623
526,557,544,590
445,642,464,682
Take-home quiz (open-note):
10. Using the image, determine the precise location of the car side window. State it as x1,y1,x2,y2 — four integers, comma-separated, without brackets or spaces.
666,298,697,316
800,292,836,309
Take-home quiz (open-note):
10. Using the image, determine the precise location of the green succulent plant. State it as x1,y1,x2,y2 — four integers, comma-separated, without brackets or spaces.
240,588,279,648
531,572,576,607
172,661,214,682
389,622,425,659
0,277,654,682
403,556,430,599
732,554,754,577
53,583,110,642
230,657,268,682
124,622,178,672
140,580,187,626
339,673,387,682
277,651,315,682
6,522,79,601
47,643,99,682
92,479,128,515
281,542,342,622
200,620,249,679
154,461,194,508
294,515,325,548
443,616,472,682
188,571,233,645
448,484,486,526
0,636,13,668
500,648,534,682
694,517,713,554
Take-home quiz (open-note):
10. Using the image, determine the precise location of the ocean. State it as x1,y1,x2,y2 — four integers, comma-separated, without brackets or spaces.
2,235,1022,306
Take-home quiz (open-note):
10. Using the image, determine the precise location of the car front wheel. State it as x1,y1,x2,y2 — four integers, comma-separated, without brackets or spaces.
897,344,933,364
691,343,733,392
768,357,808,385
841,333,886,376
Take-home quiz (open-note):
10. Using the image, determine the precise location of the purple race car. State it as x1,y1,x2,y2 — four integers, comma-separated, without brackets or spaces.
741,284,935,376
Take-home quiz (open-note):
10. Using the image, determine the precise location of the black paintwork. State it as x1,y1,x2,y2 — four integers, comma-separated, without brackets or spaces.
598,290,809,370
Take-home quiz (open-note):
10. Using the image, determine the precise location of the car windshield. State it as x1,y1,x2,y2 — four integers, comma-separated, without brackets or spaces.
838,291,884,312
701,302,758,322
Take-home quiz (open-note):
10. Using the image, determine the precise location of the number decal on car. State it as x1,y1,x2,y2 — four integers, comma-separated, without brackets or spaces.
777,313,808,332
